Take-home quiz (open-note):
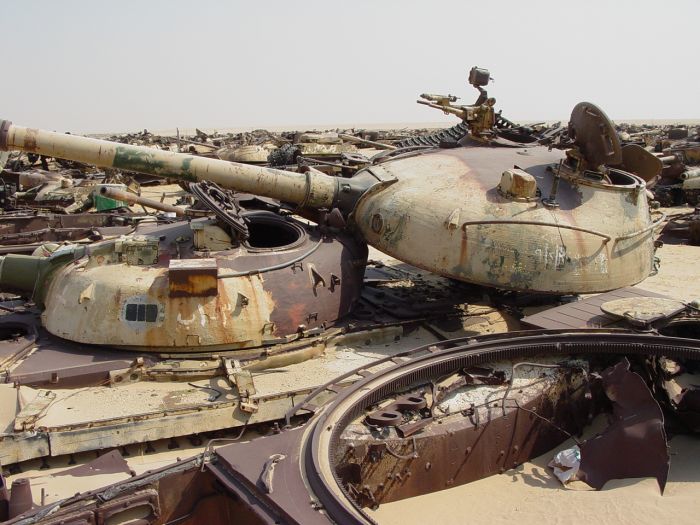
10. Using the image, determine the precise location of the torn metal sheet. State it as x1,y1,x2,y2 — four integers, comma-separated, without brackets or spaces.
576,358,669,492
53,450,132,478
338,357,592,506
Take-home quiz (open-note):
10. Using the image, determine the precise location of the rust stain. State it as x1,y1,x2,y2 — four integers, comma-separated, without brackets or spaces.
241,275,268,339
23,128,39,153
169,265,218,297
169,273,218,297
460,230,469,265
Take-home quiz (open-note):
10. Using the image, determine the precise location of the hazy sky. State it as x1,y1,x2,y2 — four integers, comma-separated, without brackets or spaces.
3,0,699,133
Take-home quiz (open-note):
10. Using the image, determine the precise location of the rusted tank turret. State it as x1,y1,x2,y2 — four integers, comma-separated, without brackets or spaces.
0,68,663,295
0,181,367,351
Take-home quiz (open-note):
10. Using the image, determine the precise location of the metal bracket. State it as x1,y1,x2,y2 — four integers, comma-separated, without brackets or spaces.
109,357,146,386
308,264,326,293
365,165,398,184
14,391,56,431
224,358,258,413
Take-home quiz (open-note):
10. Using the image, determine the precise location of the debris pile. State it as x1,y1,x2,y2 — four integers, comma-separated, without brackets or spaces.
616,123,700,206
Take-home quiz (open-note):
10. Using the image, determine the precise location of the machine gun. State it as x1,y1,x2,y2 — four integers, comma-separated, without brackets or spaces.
417,67,496,138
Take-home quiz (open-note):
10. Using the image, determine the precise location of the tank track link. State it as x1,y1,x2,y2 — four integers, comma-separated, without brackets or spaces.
267,143,301,167
394,122,469,148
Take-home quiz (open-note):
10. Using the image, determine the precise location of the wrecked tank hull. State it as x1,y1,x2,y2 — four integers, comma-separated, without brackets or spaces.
4,328,700,524
0,255,518,466
0,212,145,255
0,65,688,523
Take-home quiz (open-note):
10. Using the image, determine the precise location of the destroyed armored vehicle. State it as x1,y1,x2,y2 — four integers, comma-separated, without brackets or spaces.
0,67,664,294
3,320,700,524
0,196,517,513
217,132,361,168
0,174,182,256
627,126,700,207
0,210,164,255
654,161,700,207
1,172,97,214
267,132,358,167
218,143,278,164
0,66,682,522
0,174,516,475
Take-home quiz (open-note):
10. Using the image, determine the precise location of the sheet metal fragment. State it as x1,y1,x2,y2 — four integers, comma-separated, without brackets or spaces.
576,358,669,492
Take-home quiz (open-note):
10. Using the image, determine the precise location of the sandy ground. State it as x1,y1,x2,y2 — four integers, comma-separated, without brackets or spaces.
371,433,700,525
636,241,700,301
633,207,700,301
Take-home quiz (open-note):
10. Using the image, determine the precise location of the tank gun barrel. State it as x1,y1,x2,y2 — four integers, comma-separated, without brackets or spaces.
0,245,85,303
0,120,345,211
416,99,467,119
98,186,187,216
337,133,396,151
419,93,459,104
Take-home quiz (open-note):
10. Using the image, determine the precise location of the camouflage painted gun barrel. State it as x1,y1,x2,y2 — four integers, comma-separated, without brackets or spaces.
0,66,699,525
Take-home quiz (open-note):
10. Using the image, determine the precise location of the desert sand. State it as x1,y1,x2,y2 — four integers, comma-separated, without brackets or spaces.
371,434,700,525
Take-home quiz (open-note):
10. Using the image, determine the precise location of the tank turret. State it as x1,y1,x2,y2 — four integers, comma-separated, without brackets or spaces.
0,193,367,351
0,70,663,294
